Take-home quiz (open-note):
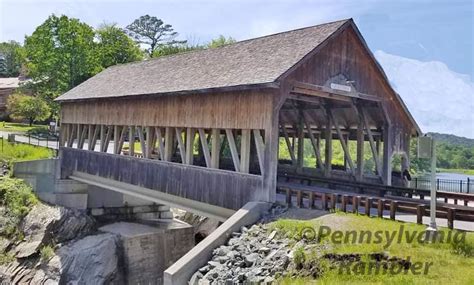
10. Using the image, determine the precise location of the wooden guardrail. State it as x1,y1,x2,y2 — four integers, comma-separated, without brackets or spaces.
278,172,474,207
276,185,474,230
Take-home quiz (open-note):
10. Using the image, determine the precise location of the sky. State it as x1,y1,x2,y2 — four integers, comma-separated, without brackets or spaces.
0,0,473,137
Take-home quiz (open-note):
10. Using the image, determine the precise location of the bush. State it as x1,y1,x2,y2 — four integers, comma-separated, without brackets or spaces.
40,245,54,262
293,246,306,269
0,177,38,217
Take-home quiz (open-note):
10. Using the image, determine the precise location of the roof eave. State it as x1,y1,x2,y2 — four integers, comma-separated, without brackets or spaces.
55,82,280,103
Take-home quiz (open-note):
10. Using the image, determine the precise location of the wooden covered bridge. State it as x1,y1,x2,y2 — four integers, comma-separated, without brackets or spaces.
56,19,420,218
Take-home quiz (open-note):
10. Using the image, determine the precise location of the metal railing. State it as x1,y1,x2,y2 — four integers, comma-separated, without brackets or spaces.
412,177,471,194
1,133,60,157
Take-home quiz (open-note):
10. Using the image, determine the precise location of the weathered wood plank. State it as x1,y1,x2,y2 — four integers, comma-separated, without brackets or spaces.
198,129,211,167
60,148,261,210
240,129,251,173
253,129,265,174
225,129,240,172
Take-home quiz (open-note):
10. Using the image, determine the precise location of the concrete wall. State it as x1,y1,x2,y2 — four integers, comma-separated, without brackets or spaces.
13,158,59,193
13,158,161,210
163,202,271,285
100,221,194,284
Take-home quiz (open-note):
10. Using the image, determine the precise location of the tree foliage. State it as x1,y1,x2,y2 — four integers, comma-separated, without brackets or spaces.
96,23,143,68
207,35,236,48
6,93,51,126
0,41,24,77
24,15,101,96
126,15,185,57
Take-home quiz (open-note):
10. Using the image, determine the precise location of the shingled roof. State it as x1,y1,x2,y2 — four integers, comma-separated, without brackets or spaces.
56,19,349,101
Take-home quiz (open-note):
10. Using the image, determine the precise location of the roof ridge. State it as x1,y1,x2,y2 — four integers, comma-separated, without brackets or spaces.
106,18,351,71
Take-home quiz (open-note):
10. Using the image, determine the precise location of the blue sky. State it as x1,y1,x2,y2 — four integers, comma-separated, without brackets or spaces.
1,0,472,78
0,0,473,137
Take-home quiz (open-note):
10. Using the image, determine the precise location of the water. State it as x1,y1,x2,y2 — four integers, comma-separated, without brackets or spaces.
436,172,474,181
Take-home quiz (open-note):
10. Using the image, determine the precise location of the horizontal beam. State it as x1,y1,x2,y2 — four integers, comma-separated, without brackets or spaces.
291,81,382,102
70,171,235,222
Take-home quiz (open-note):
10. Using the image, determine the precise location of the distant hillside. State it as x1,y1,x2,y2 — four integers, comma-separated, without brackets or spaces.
427,132,474,148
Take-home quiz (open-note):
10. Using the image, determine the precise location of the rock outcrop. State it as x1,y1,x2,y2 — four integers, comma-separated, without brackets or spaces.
31,233,122,284
13,204,96,259
0,203,123,284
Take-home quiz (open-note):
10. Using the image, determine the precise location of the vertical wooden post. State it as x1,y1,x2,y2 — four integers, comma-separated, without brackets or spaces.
164,127,173,161
341,195,348,212
296,190,302,208
114,126,119,154
59,123,67,147
87,125,93,150
285,188,292,206
330,194,337,210
447,208,455,230
324,119,332,177
99,125,105,152
309,192,315,209
296,114,304,171
76,124,82,149
145,126,153,158
343,134,348,170
322,193,328,210
377,199,385,218
240,129,251,173
376,136,381,158
390,201,397,220
365,198,372,216
211,129,220,169
185,128,195,165
416,205,425,224
382,124,393,185
356,120,364,181
353,196,360,214
129,126,135,156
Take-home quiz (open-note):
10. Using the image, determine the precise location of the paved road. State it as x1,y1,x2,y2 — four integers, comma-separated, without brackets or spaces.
276,192,474,231
0,130,115,153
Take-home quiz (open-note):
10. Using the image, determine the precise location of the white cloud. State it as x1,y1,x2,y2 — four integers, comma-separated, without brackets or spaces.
374,50,474,138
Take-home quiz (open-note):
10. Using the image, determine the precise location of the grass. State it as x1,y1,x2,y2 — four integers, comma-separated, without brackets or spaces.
40,245,55,262
0,122,48,133
271,213,474,285
0,139,54,162
438,168,474,176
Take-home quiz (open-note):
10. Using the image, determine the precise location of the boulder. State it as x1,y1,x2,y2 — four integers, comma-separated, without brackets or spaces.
31,233,123,284
14,204,95,258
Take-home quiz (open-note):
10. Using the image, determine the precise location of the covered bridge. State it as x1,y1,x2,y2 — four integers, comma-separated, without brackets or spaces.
56,18,420,215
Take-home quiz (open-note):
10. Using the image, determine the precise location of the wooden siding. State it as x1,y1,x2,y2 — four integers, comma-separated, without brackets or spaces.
60,90,275,130
285,25,413,135
60,147,263,210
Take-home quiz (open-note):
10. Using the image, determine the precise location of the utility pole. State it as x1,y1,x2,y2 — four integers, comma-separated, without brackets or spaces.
418,135,437,239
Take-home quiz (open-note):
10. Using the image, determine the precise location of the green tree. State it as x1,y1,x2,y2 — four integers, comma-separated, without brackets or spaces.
0,41,24,77
153,43,202,57
0,55,6,76
125,15,185,57
24,15,101,98
96,23,143,68
7,93,51,126
207,35,236,48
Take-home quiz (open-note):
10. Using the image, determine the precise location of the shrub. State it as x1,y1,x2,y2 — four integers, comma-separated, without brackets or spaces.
0,177,38,217
451,239,473,257
293,246,306,269
40,245,54,261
